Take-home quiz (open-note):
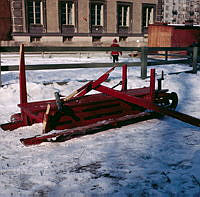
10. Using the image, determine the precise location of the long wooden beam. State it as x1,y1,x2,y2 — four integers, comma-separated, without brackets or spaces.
1,59,192,72
0,46,192,53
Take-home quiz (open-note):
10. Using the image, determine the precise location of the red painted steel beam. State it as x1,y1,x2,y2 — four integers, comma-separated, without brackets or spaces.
20,106,43,123
122,64,127,91
96,85,200,127
19,44,27,106
19,44,28,126
150,69,155,101
96,85,152,109
0,121,25,131
73,66,116,98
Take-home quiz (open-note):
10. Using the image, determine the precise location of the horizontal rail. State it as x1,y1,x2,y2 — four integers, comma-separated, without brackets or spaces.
1,59,191,72
1,62,140,71
0,46,191,53
0,46,139,53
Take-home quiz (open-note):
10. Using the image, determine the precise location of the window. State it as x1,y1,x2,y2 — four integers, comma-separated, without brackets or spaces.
92,36,101,42
30,36,41,42
119,36,127,42
142,4,155,31
89,1,105,34
117,2,132,34
63,36,73,42
60,1,75,25
117,4,130,27
59,0,76,33
27,0,43,25
90,3,104,26
146,8,154,27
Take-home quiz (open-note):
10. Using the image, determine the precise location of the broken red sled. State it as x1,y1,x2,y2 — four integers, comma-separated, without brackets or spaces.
1,45,200,146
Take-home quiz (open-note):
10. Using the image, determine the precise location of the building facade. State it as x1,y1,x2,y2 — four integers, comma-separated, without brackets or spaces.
0,0,11,41
156,0,163,22
160,0,200,25
9,0,157,46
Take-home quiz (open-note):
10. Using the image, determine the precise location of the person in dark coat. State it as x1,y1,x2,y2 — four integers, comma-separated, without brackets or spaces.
111,38,122,63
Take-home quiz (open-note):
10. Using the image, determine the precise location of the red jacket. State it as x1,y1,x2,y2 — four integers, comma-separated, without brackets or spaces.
111,43,122,55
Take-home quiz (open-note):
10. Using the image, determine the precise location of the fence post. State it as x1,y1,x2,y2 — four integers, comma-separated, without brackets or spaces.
192,46,198,74
165,50,168,61
0,45,1,87
140,47,147,79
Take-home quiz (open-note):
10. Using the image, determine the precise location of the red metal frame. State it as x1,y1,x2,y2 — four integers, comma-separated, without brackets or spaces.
1,44,200,135
122,64,127,91
19,44,28,126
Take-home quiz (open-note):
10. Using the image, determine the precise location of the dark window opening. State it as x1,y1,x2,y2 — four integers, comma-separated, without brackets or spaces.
119,36,127,42
90,1,105,34
91,4,103,26
92,36,101,42
90,2,104,27
117,5,130,27
142,4,156,33
30,36,41,42
27,0,43,25
63,36,73,42
117,2,132,34
60,1,75,25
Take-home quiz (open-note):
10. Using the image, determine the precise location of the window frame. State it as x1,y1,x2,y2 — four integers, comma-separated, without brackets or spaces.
117,3,130,27
90,3,104,26
117,1,132,34
60,1,75,26
142,3,156,33
27,0,44,25
89,0,106,34
25,0,46,33
59,0,77,34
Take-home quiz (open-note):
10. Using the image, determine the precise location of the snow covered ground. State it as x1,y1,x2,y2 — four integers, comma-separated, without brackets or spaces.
0,53,200,196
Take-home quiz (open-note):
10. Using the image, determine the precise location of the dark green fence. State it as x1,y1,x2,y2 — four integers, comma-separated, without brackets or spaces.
0,46,199,86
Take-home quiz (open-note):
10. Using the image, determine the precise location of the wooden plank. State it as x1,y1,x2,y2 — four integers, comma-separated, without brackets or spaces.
1,58,190,72
146,47,189,52
148,53,190,58
148,59,190,66
0,46,190,53
1,62,141,72
0,46,140,53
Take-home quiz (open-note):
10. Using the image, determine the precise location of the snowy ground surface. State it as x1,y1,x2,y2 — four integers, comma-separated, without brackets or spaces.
0,53,200,196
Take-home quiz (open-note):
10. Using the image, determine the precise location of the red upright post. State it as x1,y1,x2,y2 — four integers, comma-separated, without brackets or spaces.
150,69,155,101
19,44,28,125
121,64,127,91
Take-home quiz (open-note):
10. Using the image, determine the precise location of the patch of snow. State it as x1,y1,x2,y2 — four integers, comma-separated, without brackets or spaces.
0,54,200,196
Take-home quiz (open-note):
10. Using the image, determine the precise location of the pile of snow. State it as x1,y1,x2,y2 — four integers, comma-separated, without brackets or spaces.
0,54,200,196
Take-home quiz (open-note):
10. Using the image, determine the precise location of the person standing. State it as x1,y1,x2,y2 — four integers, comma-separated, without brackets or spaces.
111,38,122,63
